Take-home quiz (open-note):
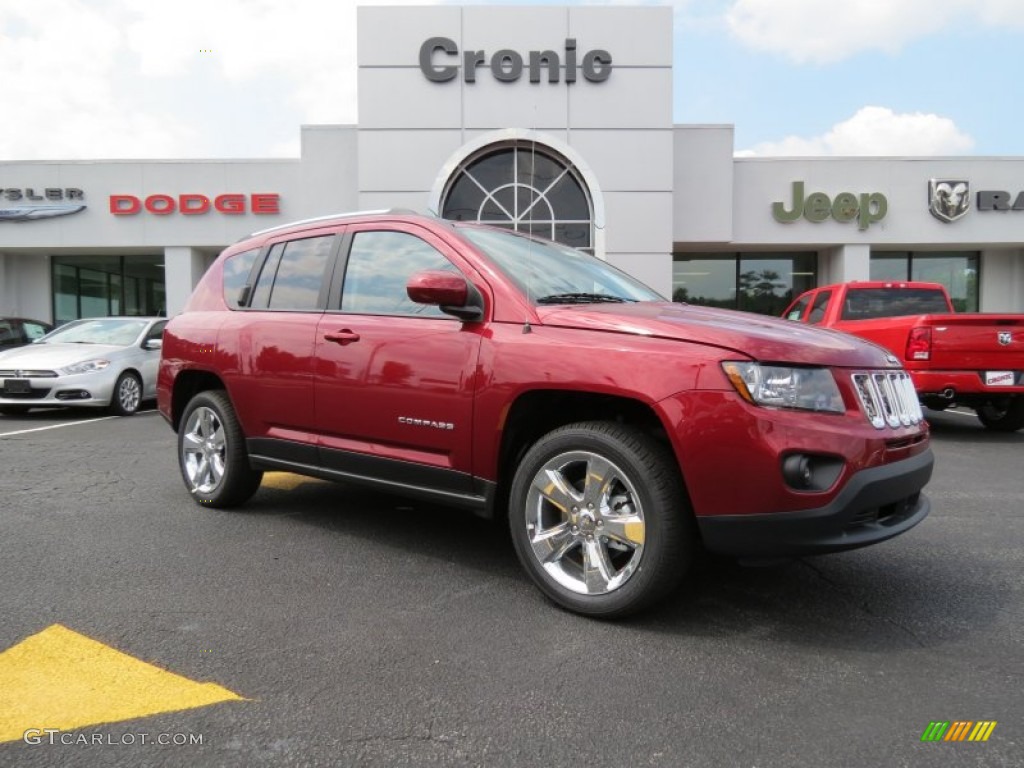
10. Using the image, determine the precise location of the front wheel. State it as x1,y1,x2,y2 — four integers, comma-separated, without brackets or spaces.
178,390,263,508
109,371,142,416
508,421,693,618
976,397,1024,432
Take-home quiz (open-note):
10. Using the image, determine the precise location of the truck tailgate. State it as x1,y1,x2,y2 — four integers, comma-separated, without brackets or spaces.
925,315,1024,369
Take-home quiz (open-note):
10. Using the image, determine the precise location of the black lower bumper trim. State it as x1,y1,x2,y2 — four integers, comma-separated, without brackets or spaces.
697,448,934,557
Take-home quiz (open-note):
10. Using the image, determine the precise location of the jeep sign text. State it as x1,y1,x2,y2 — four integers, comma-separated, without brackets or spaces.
772,181,887,230
419,37,612,83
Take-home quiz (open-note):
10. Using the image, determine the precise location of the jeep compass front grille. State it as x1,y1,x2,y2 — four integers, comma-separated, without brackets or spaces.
852,372,923,429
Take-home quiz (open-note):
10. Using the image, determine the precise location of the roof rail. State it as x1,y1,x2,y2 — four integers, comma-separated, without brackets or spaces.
243,208,424,239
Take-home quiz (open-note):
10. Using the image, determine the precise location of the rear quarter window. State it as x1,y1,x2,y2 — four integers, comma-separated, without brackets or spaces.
222,248,260,309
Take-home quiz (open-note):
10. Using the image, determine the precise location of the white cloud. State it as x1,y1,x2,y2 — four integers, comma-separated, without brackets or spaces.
725,0,1023,64
0,0,434,160
1,0,202,159
739,106,975,156
119,0,373,123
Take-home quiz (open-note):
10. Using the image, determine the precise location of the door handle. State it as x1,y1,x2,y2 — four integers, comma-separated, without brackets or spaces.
323,330,360,345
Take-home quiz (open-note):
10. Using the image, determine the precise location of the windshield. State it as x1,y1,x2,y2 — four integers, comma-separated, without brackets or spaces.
42,318,149,346
459,226,663,305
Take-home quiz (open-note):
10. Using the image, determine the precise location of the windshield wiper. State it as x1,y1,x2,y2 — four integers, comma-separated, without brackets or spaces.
536,292,633,305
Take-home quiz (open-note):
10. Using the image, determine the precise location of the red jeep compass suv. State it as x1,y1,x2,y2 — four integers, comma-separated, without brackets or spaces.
158,211,933,617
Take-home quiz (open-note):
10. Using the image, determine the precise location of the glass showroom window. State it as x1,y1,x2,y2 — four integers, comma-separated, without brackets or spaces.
871,251,979,311
672,252,817,316
52,254,166,326
441,143,594,253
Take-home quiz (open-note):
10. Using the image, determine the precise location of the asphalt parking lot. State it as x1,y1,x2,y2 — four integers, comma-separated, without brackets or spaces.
0,406,1020,767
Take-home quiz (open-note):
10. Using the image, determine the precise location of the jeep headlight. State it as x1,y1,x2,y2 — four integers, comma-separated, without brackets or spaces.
60,359,111,375
722,362,844,413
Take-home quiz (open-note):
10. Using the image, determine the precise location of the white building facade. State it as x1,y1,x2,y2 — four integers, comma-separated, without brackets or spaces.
1,5,1022,325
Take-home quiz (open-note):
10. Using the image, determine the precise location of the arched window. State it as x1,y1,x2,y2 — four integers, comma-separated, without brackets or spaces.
440,143,594,253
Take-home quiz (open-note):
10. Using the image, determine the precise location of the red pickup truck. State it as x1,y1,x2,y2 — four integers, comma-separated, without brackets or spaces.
783,281,1024,432
159,212,932,617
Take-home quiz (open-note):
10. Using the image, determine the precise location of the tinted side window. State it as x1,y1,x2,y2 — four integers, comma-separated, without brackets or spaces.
340,231,458,317
0,320,15,348
785,295,811,321
145,320,168,344
222,248,260,309
808,290,832,324
23,322,49,340
267,236,334,310
250,243,284,309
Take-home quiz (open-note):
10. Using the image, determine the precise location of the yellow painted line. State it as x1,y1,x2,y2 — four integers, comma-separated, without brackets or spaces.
0,624,243,743
260,471,325,491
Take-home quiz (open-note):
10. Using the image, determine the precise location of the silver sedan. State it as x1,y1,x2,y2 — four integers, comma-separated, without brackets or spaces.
0,317,167,417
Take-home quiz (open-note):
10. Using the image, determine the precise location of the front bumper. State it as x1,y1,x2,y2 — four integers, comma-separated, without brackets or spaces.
0,369,119,409
697,448,933,557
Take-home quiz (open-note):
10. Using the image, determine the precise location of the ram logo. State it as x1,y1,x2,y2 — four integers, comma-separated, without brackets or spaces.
928,179,970,223
998,331,1012,346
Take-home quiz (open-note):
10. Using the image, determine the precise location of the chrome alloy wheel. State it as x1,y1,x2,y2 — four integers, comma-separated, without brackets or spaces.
524,450,646,595
181,406,227,494
117,375,141,413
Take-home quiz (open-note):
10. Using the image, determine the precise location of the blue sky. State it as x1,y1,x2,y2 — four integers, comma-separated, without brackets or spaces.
2,0,1022,160
675,1,1021,156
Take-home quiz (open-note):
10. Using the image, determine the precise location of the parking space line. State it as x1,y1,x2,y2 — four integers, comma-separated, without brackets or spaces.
0,415,120,438
0,624,244,743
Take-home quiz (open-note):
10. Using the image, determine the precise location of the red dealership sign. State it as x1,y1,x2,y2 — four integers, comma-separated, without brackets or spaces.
109,193,280,215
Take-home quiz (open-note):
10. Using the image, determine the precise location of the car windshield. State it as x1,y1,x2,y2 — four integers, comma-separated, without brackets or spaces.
42,318,149,346
459,227,663,305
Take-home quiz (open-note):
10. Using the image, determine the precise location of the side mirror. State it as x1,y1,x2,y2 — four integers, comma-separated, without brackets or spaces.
406,270,484,322
144,338,163,351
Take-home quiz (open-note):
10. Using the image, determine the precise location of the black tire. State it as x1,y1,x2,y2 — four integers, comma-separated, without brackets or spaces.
109,371,143,416
0,406,29,416
177,390,263,508
508,421,693,618
976,397,1024,433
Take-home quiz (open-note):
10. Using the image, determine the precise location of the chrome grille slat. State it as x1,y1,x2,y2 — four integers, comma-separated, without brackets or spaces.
852,371,922,430
0,369,58,378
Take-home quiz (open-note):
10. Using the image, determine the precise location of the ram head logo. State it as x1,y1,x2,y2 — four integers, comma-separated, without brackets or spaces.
928,179,970,223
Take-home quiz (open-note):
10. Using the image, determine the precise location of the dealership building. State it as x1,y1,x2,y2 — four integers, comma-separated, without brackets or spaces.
2,4,1023,325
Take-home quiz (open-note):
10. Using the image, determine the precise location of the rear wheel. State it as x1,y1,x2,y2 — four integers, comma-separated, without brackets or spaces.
178,390,263,508
508,421,693,618
976,397,1024,432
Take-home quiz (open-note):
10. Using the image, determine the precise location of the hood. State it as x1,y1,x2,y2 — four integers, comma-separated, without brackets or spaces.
0,342,127,369
535,301,897,368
